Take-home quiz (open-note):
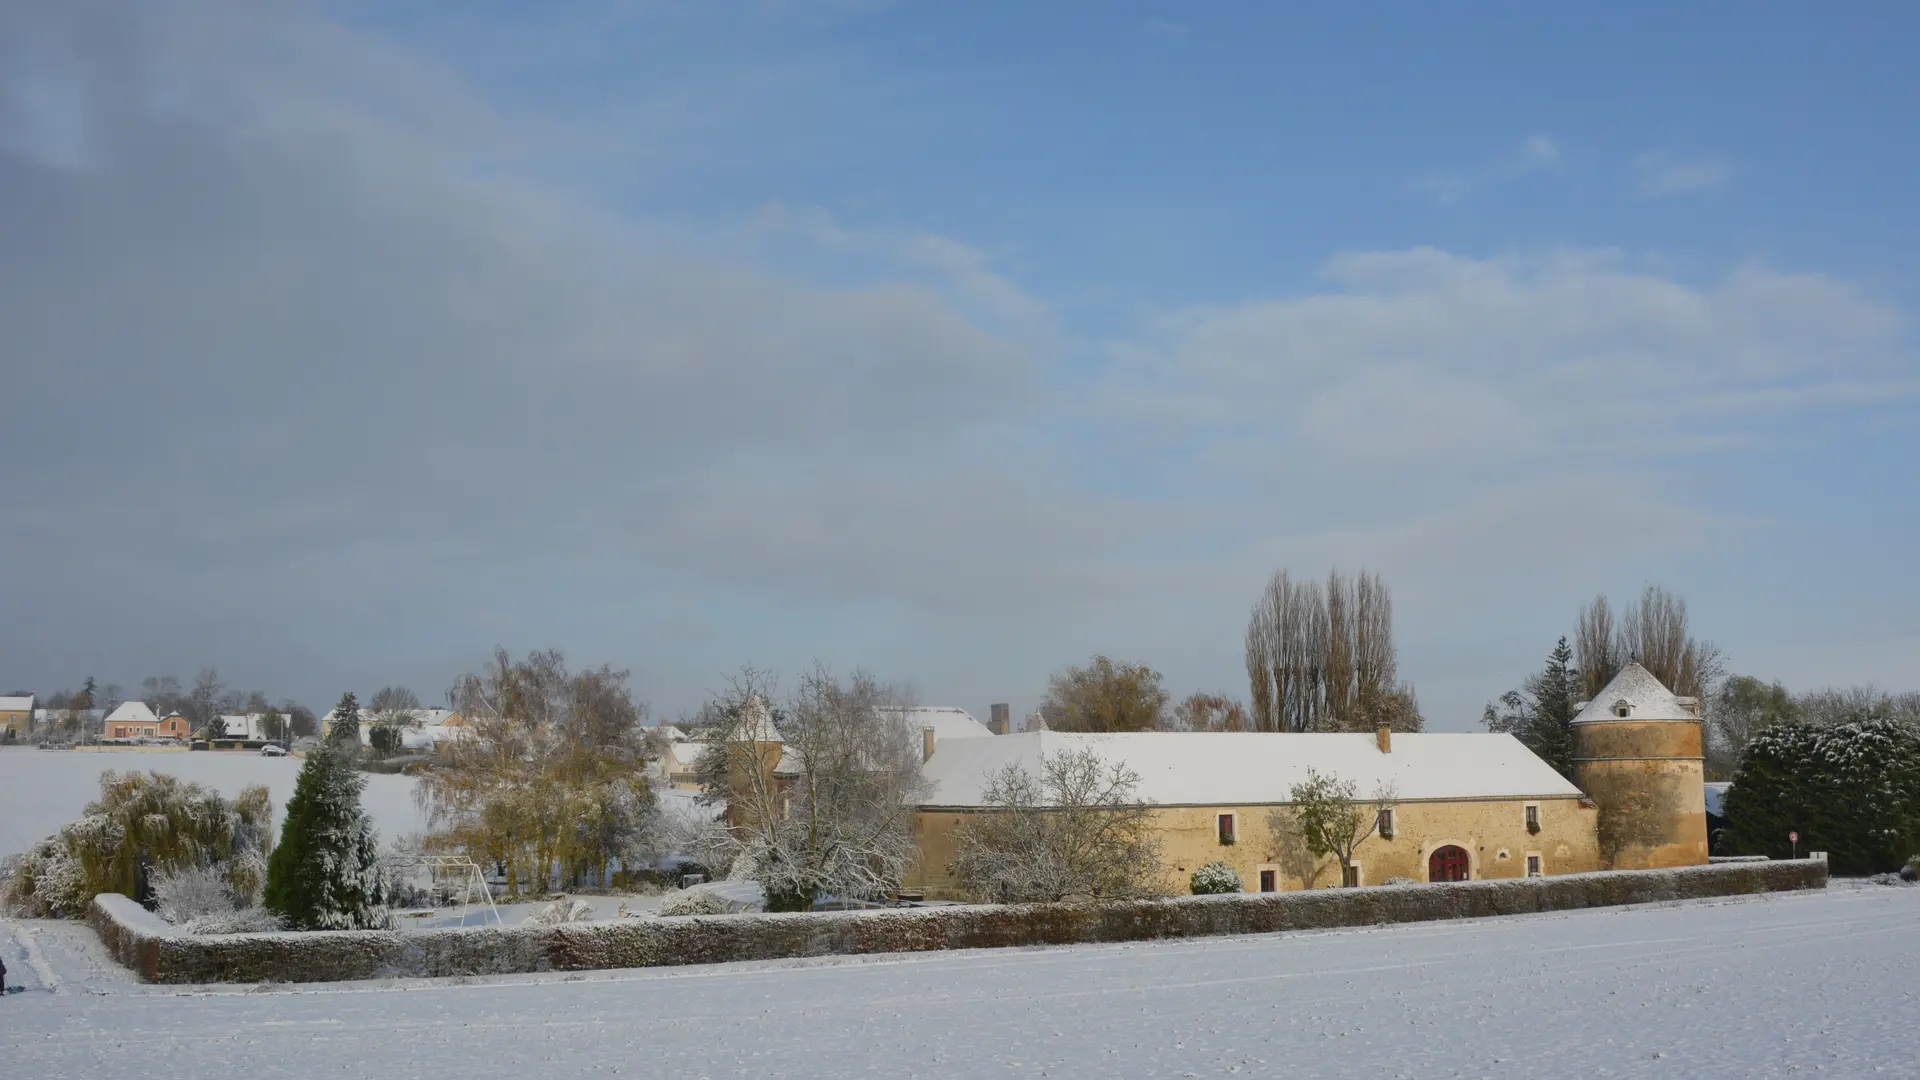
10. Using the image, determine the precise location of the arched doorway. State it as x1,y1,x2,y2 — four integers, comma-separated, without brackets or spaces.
1428,845,1470,882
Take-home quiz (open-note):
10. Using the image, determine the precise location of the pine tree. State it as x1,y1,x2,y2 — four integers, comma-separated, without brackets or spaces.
327,690,360,748
263,746,389,929
1530,638,1579,779
1482,638,1579,780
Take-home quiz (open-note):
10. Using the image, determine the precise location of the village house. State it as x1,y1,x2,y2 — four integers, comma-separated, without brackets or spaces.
101,700,191,741
0,694,34,740
32,707,105,736
903,663,1708,898
319,706,470,749
656,706,994,792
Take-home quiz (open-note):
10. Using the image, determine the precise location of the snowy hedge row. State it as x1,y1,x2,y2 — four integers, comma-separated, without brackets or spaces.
90,859,1828,985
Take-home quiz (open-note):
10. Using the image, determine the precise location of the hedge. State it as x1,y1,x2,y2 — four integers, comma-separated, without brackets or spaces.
90,859,1827,985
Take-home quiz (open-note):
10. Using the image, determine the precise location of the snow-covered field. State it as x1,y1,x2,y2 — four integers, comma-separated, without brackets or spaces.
4,882,1914,1078
0,747,429,858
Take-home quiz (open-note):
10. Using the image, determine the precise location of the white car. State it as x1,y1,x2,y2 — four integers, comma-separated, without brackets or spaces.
260,744,289,757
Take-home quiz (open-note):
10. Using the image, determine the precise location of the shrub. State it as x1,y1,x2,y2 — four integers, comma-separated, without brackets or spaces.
1722,717,1920,875
152,865,236,925
0,772,272,919
183,908,285,935
530,898,595,925
1190,860,1243,895
656,886,734,916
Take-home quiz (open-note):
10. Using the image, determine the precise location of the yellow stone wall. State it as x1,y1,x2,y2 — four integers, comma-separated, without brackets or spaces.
1573,720,1709,870
908,795,1601,899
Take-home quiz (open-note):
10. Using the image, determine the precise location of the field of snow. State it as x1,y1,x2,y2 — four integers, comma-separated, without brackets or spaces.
0,747,430,858
4,882,1914,1078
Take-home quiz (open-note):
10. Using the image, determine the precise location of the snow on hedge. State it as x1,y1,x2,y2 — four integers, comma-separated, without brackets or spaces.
88,858,1828,985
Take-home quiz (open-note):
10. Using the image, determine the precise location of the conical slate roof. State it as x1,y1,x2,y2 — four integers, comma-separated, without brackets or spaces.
1571,662,1698,724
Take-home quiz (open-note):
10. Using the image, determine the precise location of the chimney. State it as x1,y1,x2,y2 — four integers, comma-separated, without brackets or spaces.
1376,726,1392,754
922,726,936,763
989,703,1011,736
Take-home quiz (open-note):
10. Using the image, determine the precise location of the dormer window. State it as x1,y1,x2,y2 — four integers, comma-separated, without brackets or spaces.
1611,700,1632,718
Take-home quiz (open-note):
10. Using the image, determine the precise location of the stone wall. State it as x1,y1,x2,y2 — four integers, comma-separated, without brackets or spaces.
90,859,1827,986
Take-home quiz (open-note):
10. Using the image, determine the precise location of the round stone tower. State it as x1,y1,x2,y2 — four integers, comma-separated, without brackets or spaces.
1571,662,1709,870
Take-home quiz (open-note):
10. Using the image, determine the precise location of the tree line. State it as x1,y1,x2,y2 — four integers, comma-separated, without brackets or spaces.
1032,567,1425,735
27,670,319,741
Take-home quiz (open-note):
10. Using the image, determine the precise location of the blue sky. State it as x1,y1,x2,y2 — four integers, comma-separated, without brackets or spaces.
3,1,1915,726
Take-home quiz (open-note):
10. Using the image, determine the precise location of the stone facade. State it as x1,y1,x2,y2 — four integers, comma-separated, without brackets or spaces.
911,795,1602,899
1571,665,1711,870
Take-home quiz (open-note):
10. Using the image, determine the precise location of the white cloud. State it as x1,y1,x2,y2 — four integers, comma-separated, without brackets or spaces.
1635,153,1730,197
1409,135,1560,203
2,2,1913,726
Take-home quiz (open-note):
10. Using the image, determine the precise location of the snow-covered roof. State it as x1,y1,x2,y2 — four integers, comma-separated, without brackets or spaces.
1572,663,1700,724
214,714,272,739
0,695,34,712
885,706,995,742
33,708,103,722
661,739,800,776
1704,781,1731,818
103,701,159,726
918,731,1585,808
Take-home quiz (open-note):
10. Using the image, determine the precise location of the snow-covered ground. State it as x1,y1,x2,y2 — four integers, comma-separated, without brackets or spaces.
4,882,1914,1078
0,747,429,858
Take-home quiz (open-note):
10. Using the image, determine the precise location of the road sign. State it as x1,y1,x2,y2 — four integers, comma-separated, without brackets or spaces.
1789,831,1799,843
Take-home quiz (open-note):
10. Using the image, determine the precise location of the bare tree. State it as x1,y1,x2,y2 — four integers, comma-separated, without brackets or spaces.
1576,586,1722,701
1040,655,1169,732
1795,685,1920,727
187,668,227,730
140,675,189,719
1247,568,1422,732
1284,769,1397,887
1165,693,1251,732
696,665,926,911
280,700,317,738
950,745,1165,902
368,685,424,754
1574,594,1620,700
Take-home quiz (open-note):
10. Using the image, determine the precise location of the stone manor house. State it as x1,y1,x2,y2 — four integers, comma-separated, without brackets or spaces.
900,662,1707,898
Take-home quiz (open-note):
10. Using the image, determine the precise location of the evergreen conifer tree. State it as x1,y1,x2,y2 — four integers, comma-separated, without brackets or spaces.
1482,638,1579,780
327,690,361,748
263,745,389,929
1722,716,1920,875
1530,637,1579,779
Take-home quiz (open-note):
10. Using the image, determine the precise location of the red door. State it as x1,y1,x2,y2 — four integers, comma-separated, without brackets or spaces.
1428,845,1470,882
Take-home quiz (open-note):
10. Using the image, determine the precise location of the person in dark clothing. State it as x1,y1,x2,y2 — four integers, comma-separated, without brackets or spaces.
1,952,8,992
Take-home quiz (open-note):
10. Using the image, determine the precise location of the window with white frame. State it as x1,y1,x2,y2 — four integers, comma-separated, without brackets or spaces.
1525,853,1543,877
1217,813,1236,845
